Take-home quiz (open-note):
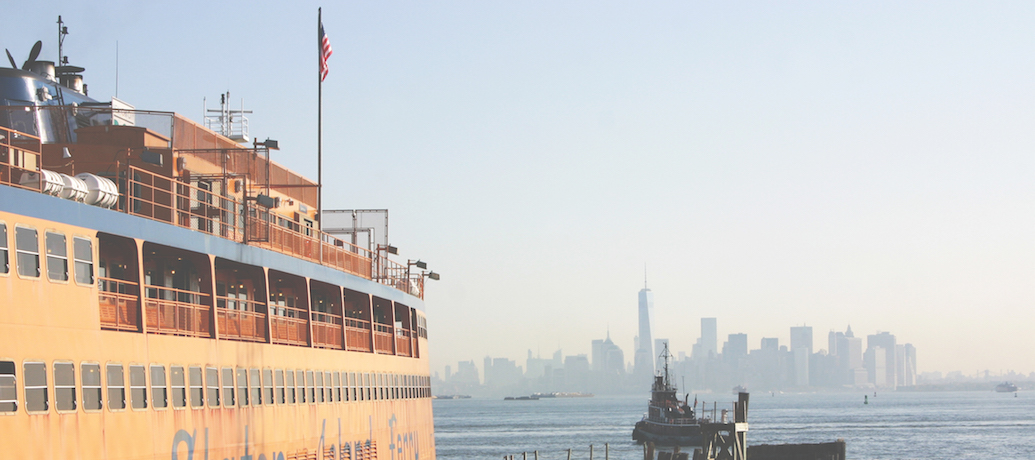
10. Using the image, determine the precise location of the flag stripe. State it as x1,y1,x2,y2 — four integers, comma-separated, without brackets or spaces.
319,23,333,82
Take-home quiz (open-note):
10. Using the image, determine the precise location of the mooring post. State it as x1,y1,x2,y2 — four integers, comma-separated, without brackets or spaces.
535,451,539,460
590,444,594,460
523,452,527,460
606,443,610,460
567,448,572,460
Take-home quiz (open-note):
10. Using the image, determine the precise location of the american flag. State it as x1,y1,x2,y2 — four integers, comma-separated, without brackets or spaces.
319,22,333,82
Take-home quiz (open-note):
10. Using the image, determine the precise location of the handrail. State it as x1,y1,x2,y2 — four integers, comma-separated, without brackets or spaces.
215,297,266,342
98,276,140,332
143,285,212,338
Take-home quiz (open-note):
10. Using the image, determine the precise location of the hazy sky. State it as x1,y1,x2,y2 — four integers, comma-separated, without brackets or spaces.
7,2,1033,376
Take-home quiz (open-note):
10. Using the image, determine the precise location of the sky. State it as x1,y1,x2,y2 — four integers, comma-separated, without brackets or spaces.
6,1,1034,377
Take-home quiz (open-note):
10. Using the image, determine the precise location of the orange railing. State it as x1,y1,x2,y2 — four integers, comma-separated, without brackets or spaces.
312,318,343,350
98,277,140,332
144,285,212,337
345,318,372,352
270,304,309,346
373,323,394,354
216,298,267,342
126,166,244,241
0,126,42,192
395,329,412,357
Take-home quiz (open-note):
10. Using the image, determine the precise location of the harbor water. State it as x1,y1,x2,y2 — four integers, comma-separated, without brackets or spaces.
433,390,1034,459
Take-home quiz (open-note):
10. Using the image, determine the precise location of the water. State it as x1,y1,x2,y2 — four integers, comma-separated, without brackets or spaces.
433,391,1035,459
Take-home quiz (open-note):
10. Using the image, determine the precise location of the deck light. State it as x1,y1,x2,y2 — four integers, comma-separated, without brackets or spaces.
425,271,440,281
409,260,427,270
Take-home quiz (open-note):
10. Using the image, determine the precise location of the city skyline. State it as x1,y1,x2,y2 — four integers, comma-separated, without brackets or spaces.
8,2,1032,376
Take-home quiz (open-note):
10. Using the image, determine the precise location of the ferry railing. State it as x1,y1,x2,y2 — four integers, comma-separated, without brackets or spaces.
395,328,412,357
0,126,42,192
143,285,212,338
311,311,344,350
98,277,140,332
269,304,309,346
373,323,394,354
215,297,267,342
125,165,244,241
344,318,372,352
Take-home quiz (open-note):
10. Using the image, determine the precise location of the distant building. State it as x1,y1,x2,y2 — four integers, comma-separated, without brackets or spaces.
724,333,748,362
700,318,718,358
633,286,656,382
593,330,626,377
760,337,779,352
790,326,813,355
866,332,897,389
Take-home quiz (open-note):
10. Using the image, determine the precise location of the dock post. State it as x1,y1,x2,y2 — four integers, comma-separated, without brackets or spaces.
535,451,539,460
590,444,594,460
523,452,527,460
606,443,609,460
567,448,572,460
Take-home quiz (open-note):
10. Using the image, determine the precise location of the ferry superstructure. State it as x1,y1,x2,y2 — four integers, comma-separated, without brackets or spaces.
0,30,435,460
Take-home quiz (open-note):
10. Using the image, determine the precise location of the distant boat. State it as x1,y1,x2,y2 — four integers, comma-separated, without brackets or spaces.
504,396,540,401
995,382,1018,393
531,392,594,398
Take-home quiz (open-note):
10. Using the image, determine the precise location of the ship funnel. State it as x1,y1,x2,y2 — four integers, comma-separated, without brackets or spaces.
26,60,56,81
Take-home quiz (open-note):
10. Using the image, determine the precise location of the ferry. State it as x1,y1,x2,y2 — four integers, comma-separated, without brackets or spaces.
1,21,435,460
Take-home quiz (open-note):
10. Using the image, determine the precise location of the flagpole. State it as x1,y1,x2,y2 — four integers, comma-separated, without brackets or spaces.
317,7,323,232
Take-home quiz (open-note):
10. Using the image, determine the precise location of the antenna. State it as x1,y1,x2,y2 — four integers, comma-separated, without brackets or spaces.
644,263,648,289
57,16,69,65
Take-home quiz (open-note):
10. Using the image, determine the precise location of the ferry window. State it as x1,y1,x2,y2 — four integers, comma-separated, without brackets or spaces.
350,372,356,402
249,368,261,405
107,363,126,410
263,369,273,405
129,365,147,409
333,372,341,403
305,370,315,404
275,370,285,404
221,368,234,406
0,223,9,274
326,371,334,402
285,370,296,404
81,363,101,411
296,370,306,403
206,367,220,407
344,372,351,402
45,231,68,281
188,367,203,408
364,373,370,401
24,362,48,412
237,368,249,406
54,362,76,411
0,361,17,412
170,366,186,408
315,371,324,403
15,226,39,278
73,237,94,285
150,365,167,409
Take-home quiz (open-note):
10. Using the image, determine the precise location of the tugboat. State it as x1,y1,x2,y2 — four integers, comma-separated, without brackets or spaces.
632,344,703,446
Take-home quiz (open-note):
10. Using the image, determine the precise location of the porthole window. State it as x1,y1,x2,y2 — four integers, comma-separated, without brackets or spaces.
150,365,167,409
54,362,76,411
73,237,94,285
0,361,17,412
24,361,48,412
45,231,68,281
188,367,203,408
15,226,39,278
81,363,101,411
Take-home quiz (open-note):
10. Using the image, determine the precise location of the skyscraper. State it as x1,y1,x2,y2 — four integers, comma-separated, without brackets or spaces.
633,285,656,381
790,326,813,355
700,317,717,357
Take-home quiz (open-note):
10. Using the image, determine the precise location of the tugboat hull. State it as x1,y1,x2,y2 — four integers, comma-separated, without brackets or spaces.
632,420,703,446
